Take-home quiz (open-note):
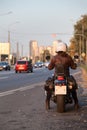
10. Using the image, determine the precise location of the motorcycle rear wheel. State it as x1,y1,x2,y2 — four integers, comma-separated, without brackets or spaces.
56,95,65,113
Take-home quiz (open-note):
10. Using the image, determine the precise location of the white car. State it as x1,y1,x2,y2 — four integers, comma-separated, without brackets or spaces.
44,62,49,68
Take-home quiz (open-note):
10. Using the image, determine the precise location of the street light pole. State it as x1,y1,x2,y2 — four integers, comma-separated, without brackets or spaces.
21,44,23,58
8,31,10,64
8,21,20,64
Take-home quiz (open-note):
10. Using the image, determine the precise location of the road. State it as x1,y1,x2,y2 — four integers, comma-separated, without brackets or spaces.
0,67,81,92
0,67,53,92
0,67,87,130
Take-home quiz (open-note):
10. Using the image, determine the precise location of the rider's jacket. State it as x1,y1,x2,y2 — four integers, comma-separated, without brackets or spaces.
48,51,77,77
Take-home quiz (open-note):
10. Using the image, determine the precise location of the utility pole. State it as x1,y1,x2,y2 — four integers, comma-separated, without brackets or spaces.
28,43,30,60
8,21,20,64
16,42,19,60
0,43,2,61
21,44,23,58
8,31,11,64
82,24,84,53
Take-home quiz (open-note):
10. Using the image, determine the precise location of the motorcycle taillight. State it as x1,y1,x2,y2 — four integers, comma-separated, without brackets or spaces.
54,79,66,85
57,76,64,80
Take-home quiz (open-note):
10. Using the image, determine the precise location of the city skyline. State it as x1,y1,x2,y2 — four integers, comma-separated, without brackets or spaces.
29,40,59,63
0,39,59,63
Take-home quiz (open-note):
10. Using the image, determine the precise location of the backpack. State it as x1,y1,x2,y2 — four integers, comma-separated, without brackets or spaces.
55,63,65,76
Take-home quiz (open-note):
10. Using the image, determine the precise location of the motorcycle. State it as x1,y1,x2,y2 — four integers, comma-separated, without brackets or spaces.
53,74,74,113
44,64,77,113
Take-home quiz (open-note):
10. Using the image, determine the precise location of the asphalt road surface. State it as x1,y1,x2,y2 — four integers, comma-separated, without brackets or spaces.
0,67,87,130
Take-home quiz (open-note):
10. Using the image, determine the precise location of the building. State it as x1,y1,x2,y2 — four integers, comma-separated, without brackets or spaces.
52,40,62,55
29,40,39,63
29,40,62,63
46,46,52,54
0,42,10,61
39,45,45,62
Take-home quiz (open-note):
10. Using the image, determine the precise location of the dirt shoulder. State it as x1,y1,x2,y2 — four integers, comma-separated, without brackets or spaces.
73,67,87,97
81,67,87,88
80,67,87,98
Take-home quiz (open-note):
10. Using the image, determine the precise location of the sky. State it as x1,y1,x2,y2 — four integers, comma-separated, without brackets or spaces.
0,0,87,56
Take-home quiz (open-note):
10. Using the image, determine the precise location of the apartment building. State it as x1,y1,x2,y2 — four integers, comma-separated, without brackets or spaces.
29,40,39,63
52,40,62,55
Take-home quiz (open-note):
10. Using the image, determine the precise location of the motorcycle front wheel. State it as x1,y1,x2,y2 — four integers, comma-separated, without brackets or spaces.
56,95,65,113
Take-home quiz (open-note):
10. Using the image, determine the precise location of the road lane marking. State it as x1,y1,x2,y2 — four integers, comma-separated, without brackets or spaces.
0,76,8,80
0,82,44,97
0,71,14,75
0,70,81,97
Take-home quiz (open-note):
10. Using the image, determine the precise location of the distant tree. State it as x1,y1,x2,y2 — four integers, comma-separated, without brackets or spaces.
74,14,87,54
69,38,76,57
46,55,50,61
43,50,50,62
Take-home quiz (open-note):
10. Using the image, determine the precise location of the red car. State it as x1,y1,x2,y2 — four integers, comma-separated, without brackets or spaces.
15,60,33,73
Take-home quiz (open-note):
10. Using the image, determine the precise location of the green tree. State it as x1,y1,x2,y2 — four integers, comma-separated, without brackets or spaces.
74,15,87,54
69,38,76,57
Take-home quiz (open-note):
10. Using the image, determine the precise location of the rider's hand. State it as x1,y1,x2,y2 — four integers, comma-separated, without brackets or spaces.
49,85,53,89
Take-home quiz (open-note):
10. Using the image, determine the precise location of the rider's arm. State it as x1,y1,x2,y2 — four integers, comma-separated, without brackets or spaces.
69,56,77,69
48,57,55,70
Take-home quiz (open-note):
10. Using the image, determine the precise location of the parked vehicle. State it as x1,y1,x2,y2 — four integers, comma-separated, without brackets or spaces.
15,60,33,73
0,62,3,71
44,61,49,68
44,64,77,113
0,61,11,71
53,74,73,113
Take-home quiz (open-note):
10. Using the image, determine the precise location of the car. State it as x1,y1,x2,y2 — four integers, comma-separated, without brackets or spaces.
44,61,49,68
0,61,11,71
15,60,33,73
34,62,43,68
0,62,3,71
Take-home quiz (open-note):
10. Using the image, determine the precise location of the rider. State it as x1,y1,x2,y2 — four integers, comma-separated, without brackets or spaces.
47,41,79,110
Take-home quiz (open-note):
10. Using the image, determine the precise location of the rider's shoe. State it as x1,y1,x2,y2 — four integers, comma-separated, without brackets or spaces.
74,103,80,110
46,100,50,110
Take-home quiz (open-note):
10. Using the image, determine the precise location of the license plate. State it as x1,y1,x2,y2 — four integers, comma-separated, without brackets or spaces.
19,67,24,69
55,85,67,95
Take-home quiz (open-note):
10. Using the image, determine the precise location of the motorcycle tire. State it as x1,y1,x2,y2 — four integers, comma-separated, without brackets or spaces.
56,95,65,113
